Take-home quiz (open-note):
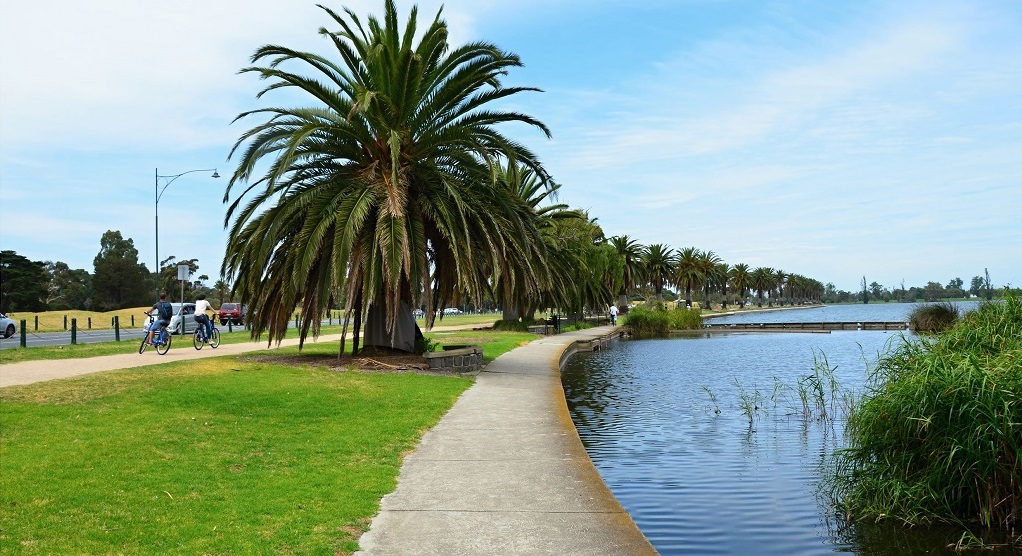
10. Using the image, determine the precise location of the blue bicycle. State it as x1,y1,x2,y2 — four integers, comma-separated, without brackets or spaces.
139,313,172,355
192,314,221,350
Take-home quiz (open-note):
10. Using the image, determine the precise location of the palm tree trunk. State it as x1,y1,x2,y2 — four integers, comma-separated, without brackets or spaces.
352,289,363,356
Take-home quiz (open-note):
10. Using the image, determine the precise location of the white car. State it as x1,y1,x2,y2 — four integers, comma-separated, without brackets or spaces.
442,307,462,315
167,303,198,335
0,313,16,338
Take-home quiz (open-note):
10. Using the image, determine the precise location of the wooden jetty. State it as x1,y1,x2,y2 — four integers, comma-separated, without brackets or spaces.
702,321,909,332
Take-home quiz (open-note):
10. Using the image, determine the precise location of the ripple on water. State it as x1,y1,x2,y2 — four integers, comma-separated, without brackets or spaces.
562,331,999,556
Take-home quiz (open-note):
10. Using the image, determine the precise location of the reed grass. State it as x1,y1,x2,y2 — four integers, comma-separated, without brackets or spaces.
908,301,961,333
828,294,1021,530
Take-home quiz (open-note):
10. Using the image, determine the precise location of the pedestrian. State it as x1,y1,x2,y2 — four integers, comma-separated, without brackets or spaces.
609,304,619,325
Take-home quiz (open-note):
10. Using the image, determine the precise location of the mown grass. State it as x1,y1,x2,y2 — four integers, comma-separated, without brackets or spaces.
0,357,472,555
828,294,1021,531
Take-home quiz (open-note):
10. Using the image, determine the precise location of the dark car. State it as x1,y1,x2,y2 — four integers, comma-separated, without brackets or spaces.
218,303,247,325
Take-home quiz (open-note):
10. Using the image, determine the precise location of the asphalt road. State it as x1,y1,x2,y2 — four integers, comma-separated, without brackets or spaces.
0,319,343,350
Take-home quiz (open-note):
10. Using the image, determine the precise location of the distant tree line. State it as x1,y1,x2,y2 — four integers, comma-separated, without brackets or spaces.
825,269,1005,304
0,231,227,314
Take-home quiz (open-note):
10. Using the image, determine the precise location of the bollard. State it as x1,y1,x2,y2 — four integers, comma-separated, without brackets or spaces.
71,318,78,345
34,315,38,331
295,315,299,328
131,315,135,327
88,317,92,329
228,320,233,333
64,315,68,330
114,316,120,342
20,319,27,348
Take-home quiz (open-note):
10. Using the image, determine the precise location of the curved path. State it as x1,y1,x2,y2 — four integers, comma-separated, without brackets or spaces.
1,325,657,555
356,326,657,556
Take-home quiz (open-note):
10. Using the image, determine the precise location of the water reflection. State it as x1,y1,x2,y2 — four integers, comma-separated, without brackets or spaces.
561,330,1019,555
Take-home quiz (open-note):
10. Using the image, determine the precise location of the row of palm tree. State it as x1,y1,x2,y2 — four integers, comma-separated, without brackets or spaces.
613,240,823,310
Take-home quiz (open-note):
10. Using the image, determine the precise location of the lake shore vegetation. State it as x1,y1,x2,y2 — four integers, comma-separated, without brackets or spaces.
828,293,1021,531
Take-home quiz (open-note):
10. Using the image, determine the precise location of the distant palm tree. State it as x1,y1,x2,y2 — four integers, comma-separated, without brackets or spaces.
772,269,787,306
751,267,774,307
222,1,552,353
698,250,722,309
714,262,731,310
643,244,675,301
730,263,751,308
610,235,644,312
675,247,701,309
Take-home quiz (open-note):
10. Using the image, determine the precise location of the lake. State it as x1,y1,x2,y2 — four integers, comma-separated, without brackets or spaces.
561,301,1016,555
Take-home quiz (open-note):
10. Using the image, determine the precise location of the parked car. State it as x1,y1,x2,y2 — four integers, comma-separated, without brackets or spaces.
442,307,462,315
218,302,247,325
168,303,197,335
0,313,16,339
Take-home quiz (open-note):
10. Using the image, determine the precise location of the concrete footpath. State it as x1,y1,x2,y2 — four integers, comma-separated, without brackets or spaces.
356,326,657,556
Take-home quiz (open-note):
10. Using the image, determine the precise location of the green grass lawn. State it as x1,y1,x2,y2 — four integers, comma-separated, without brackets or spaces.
0,358,473,555
0,328,541,554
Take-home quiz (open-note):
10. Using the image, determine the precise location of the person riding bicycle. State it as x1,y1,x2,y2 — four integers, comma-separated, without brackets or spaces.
193,294,218,342
145,293,173,345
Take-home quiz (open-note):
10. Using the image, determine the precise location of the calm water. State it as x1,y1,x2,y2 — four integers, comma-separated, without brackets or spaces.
562,302,1014,555
708,300,982,324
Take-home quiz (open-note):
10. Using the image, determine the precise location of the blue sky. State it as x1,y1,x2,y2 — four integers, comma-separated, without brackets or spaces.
1,0,1019,293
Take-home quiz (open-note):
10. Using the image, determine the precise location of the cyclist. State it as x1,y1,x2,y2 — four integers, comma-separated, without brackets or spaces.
146,293,173,345
193,294,218,342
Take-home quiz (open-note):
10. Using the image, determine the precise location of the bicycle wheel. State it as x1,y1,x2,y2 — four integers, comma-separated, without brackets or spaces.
209,328,220,348
156,333,171,355
193,328,204,350
139,336,149,354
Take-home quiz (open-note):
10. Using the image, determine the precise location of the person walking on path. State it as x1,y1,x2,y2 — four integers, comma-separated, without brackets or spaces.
193,294,217,342
610,304,619,325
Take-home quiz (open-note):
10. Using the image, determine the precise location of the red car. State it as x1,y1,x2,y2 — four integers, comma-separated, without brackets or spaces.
218,303,247,325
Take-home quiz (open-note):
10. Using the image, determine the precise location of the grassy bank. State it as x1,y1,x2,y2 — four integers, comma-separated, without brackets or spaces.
623,305,702,336
0,358,472,554
829,294,1021,531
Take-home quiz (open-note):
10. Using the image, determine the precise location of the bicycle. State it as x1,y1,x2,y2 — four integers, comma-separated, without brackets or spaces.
139,313,172,355
192,313,221,350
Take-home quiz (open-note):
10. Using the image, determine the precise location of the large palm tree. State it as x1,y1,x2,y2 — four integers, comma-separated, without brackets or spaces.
610,235,644,312
674,247,701,309
772,269,787,306
222,1,552,352
643,244,675,301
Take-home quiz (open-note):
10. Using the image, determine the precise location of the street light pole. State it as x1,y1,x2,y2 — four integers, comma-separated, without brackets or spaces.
155,167,219,299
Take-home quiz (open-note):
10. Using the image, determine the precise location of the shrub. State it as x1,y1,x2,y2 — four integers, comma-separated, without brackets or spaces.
908,301,960,333
624,305,702,337
829,294,1022,530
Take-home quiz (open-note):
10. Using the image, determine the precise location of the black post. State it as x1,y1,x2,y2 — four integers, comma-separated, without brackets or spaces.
34,315,38,331
88,317,92,329
64,315,68,330
228,321,233,333
71,318,77,345
20,320,27,348
131,315,135,327
114,316,120,342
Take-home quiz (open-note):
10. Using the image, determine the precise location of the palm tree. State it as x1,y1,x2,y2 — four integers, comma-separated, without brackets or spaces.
772,269,786,306
714,262,730,310
729,263,751,308
222,1,552,353
697,250,722,309
751,267,774,307
610,235,644,312
674,247,701,309
643,244,675,301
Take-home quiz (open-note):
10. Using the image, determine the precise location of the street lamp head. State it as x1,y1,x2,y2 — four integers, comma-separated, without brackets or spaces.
211,170,220,179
